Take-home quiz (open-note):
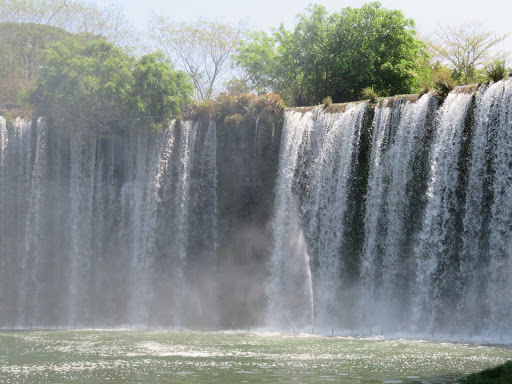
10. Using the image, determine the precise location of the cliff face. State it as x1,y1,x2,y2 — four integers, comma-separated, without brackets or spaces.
215,114,282,327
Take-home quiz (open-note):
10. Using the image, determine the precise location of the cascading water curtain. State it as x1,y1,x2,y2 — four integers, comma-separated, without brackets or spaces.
269,80,512,334
0,119,217,328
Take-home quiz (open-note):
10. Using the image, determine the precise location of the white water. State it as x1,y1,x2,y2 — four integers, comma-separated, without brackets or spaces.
360,95,435,328
0,120,217,327
269,103,368,327
412,92,474,330
1,80,512,334
267,108,315,328
462,81,512,331
269,81,512,334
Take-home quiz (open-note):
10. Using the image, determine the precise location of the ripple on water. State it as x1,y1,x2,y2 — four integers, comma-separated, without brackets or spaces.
0,331,511,384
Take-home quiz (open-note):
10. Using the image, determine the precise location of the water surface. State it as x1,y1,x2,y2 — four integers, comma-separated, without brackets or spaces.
0,330,511,383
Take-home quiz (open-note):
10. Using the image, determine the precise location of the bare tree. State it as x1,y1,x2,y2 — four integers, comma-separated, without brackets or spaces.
0,0,136,46
432,22,509,84
149,17,244,100
58,1,137,50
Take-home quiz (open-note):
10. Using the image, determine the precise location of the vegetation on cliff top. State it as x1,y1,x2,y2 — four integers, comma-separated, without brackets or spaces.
185,92,284,127
0,0,509,126
235,2,421,106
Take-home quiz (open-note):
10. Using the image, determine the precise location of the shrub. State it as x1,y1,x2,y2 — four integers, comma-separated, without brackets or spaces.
433,73,454,100
223,113,245,126
485,60,507,83
323,96,333,107
360,87,378,103
187,99,216,119
184,93,284,123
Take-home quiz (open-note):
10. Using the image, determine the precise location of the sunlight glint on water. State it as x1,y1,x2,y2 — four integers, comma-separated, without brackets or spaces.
0,330,511,384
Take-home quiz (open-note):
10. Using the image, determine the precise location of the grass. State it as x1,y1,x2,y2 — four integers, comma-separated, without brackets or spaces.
322,96,333,107
460,361,512,384
184,92,284,121
360,86,378,102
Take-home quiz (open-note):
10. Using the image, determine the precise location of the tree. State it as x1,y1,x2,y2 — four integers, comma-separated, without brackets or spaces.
235,5,331,106
132,52,193,127
403,33,460,94
0,0,136,48
235,2,421,106
149,17,244,100
431,22,509,84
327,2,420,101
0,0,137,104
29,38,193,131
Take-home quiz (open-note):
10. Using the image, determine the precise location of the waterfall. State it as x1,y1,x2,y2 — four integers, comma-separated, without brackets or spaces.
360,95,436,328
461,81,512,331
269,80,512,333
20,119,48,325
0,118,7,315
269,103,368,328
0,117,6,166
1,80,512,333
0,119,217,327
267,108,315,328
411,92,474,330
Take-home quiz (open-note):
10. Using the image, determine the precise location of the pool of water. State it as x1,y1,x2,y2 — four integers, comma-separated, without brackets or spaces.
0,330,510,383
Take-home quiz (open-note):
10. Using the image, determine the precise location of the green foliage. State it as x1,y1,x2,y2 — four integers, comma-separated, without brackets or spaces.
29,38,193,131
186,93,284,124
28,39,126,126
327,2,420,102
360,87,378,102
433,72,455,100
223,113,245,127
411,36,454,94
0,23,71,104
132,52,193,130
235,2,421,106
234,30,282,95
460,361,512,384
187,99,216,119
485,59,507,82
0,0,138,107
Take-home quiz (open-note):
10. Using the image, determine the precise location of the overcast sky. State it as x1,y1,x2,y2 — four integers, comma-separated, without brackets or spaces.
111,0,511,56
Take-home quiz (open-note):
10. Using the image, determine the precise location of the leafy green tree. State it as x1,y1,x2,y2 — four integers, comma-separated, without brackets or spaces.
327,2,420,101
234,30,281,95
132,52,193,127
235,5,330,106
29,38,133,127
235,2,421,106
29,38,193,131
484,59,508,82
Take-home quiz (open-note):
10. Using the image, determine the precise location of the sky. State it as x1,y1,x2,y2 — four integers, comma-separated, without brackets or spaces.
107,0,511,56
